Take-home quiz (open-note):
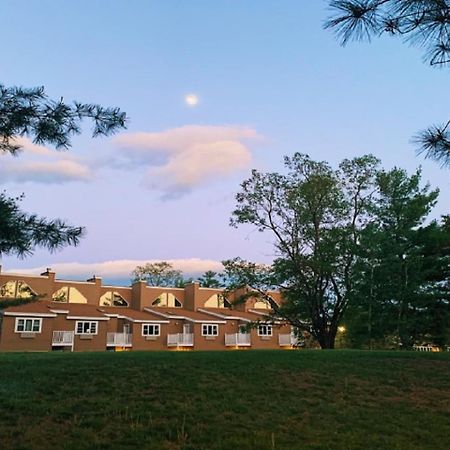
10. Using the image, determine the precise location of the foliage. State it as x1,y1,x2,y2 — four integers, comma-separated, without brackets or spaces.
0,84,127,258
325,1,450,166
0,192,84,258
221,258,280,308
230,153,447,349
344,168,448,348
198,270,223,288
0,84,127,155
0,351,449,450
131,261,184,287
230,153,381,348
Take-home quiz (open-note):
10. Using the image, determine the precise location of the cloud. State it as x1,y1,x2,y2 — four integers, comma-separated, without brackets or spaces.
113,125,260,196
8,258,224,281
0,137,93,184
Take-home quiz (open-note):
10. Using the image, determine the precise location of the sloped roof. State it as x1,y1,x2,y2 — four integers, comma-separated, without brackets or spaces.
198,308,273,322
100,307,170,322
2,301,110,319
143,307,227,323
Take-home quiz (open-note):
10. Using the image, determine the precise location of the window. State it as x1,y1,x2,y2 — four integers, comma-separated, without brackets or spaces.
253,299,271,309
1,281,36,299
100,291,128,307
204,294,231,308
202,324,219,336
142,324,160,336
75,321,98,335
53,286,88,304
152,292,182,307
258,325,272,336
15,318,42,333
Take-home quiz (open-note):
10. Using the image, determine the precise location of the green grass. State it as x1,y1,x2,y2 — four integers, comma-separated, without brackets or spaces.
0,350,449,450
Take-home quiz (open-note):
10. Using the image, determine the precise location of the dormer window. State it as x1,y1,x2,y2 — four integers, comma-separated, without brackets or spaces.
0,281,36,299
99,291,128,307
152,292,182,307
52,286,87,303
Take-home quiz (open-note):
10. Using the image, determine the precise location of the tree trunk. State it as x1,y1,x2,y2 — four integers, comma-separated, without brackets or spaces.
316,327,337,349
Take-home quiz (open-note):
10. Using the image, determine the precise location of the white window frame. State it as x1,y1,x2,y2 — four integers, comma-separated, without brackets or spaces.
15,317,42,333
202,324,219,336
257,324,272,336
142,323,160,336
75,321,98,335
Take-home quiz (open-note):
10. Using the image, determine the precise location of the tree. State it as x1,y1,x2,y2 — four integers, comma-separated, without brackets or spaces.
0,84,127,257
131,261,184,287
0,85,126,155
344,167,443,348
325,1,450,166
198,270,223,288
222,258,280,307
230,153,380,349
0,192,83,258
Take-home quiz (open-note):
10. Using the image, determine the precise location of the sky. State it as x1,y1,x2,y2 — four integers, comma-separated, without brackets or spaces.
1,0,449,284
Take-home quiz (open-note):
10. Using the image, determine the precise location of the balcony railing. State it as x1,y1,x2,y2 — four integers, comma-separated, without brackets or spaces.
225,332,251,347
278,333,297,347
107,332,132,347
167,333,194,347
413,345,437,352
52,331,74,347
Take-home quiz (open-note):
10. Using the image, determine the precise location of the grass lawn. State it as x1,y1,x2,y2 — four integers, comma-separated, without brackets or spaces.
0,350,449,450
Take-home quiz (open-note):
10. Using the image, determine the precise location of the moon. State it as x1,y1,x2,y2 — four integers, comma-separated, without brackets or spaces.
185,94,199,106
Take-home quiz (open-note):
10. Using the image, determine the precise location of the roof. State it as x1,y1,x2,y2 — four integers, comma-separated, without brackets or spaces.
2,301,58,317
3,301,110,320
198,308,273,322
100,307,170,323
3,300,109,320
143,307,227,323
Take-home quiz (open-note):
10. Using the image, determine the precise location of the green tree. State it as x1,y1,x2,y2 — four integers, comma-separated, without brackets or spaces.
325,1,450,165
222,258,280,307
0,192,83,258
344,168,445,348
131,261,184,287
0,84,127,258
198,270,223,288
230,153,380,349
0,85,126,155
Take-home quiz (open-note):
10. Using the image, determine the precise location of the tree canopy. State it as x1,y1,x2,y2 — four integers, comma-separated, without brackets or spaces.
0,85,126,155
229,153,447,349
198,270,223,288
325,1,450,166
0,192,83,258
230,153,381,348
131,261,184,287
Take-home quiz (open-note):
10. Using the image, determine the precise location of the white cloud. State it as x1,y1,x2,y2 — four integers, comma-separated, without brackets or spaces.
0,137,93,184
113,125,260,196
8,258,223,281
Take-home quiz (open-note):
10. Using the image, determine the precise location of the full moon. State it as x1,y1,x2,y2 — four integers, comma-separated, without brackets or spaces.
185,94,199,106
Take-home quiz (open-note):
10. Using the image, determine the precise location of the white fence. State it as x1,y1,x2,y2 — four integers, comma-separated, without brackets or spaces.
413,345,437,352
107,332,132,347
167,333,194,347
225,332,251,347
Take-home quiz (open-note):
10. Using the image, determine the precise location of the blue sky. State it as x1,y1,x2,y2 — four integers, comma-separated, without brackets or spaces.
1,1,449,283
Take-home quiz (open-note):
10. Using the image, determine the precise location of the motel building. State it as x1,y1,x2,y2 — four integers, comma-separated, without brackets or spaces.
0,267,297,352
